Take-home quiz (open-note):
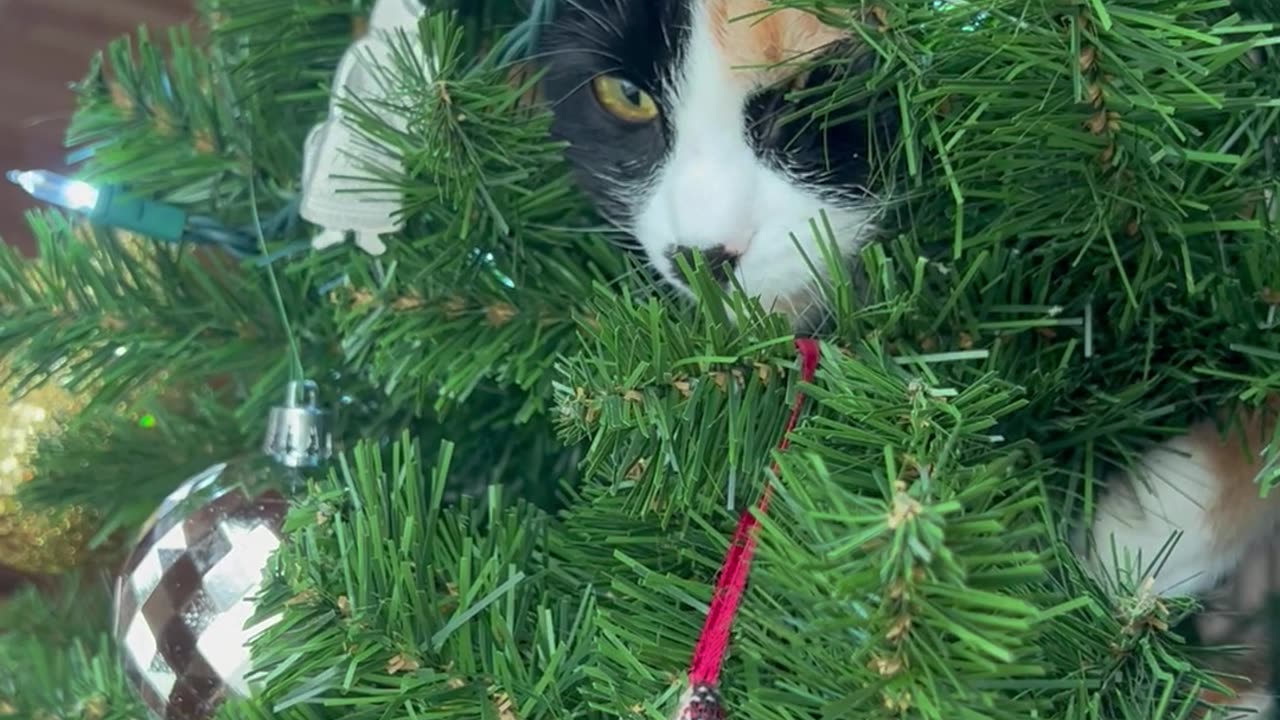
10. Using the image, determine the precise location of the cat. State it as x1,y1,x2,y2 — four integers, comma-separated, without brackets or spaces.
537,0,1278,715
539,0,895,325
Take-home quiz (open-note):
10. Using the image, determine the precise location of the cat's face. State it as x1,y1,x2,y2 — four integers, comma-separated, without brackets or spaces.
542,0,893,324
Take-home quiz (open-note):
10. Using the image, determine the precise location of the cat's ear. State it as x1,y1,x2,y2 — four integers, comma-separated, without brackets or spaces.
506,61,546,111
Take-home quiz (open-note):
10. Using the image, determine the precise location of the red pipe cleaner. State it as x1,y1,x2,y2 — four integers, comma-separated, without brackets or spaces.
674,338,821,720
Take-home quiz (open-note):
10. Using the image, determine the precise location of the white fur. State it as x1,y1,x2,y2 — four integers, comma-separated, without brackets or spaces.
1081,435,1278,715
609,3,1278,709
1082,435,1248,597
632,1,876,322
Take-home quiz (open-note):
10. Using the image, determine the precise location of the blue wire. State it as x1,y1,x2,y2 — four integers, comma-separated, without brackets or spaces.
493,0,559,64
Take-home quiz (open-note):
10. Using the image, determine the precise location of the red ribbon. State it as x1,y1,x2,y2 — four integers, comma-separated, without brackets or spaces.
683,338,821,704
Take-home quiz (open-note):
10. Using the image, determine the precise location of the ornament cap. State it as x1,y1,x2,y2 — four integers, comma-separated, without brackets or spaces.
264,380,333,467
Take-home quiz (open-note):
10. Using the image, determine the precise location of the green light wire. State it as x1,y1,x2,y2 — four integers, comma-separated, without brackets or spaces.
247,173,306,383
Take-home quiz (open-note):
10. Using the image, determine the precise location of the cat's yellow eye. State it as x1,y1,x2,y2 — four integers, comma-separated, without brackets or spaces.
592,75,659,124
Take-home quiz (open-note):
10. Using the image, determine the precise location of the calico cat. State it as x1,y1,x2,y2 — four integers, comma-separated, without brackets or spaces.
540,0,894,325
538,0,1277,715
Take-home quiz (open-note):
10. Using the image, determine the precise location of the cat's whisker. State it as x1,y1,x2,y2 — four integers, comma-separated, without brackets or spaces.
517,46,625,69
559,0,627,41
598,260,660,293
538,6,1280,712
784,284,829,327
588,211,638,236
535,64,629,117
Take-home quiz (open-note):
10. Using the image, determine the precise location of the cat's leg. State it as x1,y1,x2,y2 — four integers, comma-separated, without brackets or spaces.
1199,653,1274,720
1082,409,1279,596
1079,399,1279,715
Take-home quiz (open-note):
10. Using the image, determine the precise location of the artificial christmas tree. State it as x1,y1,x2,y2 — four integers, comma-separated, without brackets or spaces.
0,0,1276,719
0,363,95,576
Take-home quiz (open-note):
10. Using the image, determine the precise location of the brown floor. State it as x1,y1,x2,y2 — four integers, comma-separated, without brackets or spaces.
0,0,194,255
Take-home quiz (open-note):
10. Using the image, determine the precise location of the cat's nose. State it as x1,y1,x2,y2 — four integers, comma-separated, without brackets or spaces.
669,244,741,284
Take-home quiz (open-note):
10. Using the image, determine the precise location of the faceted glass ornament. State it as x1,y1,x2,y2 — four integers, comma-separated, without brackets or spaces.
112,454,308,720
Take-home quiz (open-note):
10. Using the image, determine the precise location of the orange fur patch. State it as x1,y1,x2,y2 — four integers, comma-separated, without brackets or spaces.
1180,396,1278,719
706,0,848,83
1201,394,1280,545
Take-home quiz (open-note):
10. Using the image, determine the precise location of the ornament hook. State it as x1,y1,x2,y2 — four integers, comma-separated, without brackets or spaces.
264,379,333,467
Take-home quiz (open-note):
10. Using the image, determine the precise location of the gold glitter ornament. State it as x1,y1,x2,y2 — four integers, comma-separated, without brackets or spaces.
0,369,96,575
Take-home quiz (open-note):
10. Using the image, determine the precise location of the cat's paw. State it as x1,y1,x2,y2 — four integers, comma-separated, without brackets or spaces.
1210,686,1275,720
1076,435,1242,598
1199,656,1276,720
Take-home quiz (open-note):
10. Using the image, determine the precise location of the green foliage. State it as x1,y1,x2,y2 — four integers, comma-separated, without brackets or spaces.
66,24,240,208
0,576,145,720
0,0,1277,719
557,342,1048,717
312,12,631,420
22,389,251,540
0,211,295,415
238,437,596,719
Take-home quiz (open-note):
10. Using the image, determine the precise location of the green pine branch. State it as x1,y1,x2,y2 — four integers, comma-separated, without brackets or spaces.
19,389,251,541
0,0,1276,717
233,435,596,719
295,11,634,419
66,25,246,213
0,212,304,420
0,574,145,720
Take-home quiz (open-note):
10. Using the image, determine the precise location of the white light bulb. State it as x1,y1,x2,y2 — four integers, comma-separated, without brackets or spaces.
6,169,101,212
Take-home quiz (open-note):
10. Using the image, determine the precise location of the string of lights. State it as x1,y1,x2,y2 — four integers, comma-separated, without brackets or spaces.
7,169,298,259
6,0,560,267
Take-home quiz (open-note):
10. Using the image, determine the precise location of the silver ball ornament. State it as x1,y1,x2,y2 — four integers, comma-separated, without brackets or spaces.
113,381,332,720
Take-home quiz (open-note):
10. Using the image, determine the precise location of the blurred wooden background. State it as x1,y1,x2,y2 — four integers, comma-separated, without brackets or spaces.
0,0,193,595
0,0,193,256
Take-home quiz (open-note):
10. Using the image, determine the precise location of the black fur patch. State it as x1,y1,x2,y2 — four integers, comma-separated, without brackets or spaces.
744,46,898,202
539,1,897,232
539,0,692,224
